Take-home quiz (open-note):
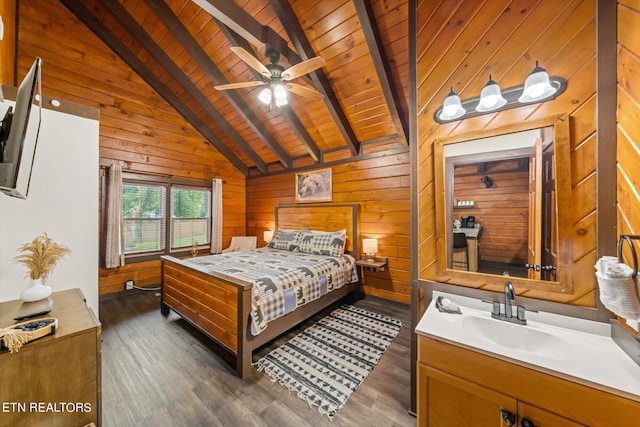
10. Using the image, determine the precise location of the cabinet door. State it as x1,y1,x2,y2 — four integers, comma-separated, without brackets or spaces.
418,364,518,427
519,402,586,427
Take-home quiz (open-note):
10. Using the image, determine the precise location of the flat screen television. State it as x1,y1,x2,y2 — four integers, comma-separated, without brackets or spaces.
0,57,42,199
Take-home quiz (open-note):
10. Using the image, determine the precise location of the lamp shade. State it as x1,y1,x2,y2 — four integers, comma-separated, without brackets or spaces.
263,230,274,243
438,87,466,120
518,61,557,103
362,238,378,255
476,75,506,112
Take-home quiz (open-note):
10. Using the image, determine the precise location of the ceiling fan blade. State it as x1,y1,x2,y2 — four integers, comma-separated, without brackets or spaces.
281,56,326,80
230,46,271,78
214,81,266,90
286,83,324,100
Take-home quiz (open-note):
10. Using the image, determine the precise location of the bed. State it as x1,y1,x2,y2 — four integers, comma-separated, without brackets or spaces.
160,204,361,378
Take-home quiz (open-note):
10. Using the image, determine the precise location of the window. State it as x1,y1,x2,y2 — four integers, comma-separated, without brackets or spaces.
122,183,166,254
171,186,211,249
121,180,211,258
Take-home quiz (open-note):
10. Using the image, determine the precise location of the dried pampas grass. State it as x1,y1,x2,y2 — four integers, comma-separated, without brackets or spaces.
14,233,71,284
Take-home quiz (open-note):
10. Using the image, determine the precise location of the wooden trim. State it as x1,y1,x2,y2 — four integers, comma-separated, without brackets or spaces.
433,115,575,294
1,84,99,120
595,0,618,321
247,144,409,178
409,0,419,414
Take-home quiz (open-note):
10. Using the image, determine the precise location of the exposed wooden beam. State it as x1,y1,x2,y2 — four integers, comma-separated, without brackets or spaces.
58,0,248,176
353,0,409,145
191,0,306,76
218,24,321,163
191,0,268,53
269,0,360,156
144,0,303,173
193,0,358,155
96,0,282,171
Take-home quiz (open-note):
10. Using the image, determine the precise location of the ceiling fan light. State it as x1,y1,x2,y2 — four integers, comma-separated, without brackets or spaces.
439,87,465,120
258,87,272,105
274,84,287,101
476,75,506,112
518,61,557,103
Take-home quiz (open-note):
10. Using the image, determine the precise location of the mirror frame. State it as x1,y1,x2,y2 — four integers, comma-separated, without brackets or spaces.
434,114,573,294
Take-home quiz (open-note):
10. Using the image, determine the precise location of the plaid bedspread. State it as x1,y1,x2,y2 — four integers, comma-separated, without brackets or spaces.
179,248,359,335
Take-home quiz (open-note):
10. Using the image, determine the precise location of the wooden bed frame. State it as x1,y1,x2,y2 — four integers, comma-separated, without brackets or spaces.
160,204,360,378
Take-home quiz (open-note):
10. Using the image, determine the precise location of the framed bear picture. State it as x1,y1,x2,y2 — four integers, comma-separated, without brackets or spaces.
295,168,332,203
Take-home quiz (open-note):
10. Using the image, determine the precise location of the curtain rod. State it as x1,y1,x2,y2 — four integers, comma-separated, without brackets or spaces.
100,164,227,184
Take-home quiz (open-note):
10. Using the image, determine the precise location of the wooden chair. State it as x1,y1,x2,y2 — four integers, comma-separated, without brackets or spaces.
222,236,257,253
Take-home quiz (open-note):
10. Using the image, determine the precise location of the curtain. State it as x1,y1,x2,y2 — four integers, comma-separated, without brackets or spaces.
105,163,123,268
210,178,223,254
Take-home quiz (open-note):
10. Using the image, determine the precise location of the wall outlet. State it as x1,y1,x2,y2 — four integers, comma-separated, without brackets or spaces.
125,280,134,290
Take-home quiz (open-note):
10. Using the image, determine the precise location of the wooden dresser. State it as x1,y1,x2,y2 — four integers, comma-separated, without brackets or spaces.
0,289,101,427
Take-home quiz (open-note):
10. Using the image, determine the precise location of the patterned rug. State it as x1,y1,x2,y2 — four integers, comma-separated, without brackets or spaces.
255,304,403,419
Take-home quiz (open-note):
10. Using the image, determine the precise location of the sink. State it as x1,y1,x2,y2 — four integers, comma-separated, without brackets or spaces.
462,315,575,360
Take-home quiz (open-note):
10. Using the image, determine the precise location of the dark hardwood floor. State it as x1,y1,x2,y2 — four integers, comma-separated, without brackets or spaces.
99,289,416,426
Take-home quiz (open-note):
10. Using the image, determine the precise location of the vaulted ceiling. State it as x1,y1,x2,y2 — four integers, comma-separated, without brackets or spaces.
59,0,409,176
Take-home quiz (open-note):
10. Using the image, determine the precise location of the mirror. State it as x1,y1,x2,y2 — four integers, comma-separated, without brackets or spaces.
434,115,573,293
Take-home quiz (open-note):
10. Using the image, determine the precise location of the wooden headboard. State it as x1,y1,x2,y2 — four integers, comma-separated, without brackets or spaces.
275,204,360,256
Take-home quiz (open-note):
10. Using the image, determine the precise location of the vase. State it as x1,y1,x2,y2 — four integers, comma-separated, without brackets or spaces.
20,278,52,302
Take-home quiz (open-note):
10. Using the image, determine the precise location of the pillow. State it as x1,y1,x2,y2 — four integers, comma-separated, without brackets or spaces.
267,229,302,251
298,229,347,257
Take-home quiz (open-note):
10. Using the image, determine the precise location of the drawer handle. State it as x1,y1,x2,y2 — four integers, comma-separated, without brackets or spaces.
521,417,537,427
500,409,516,426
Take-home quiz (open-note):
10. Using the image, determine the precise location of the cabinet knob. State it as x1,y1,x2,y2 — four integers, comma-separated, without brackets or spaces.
500,409,516,426
521,417,537,427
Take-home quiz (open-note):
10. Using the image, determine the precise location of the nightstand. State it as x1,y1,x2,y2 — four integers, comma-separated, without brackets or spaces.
355,256,388,272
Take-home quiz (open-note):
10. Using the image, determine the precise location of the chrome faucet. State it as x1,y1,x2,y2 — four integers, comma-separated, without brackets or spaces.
504,281,515,318
485,281,535,325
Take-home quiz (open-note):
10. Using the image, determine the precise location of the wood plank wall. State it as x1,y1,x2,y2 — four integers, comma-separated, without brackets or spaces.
15,0,246,295
617,0,640,334
247,148,411,304
453,162,529,265
417,0,597,306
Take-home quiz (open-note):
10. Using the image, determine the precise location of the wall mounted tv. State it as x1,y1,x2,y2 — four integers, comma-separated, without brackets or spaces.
0,57,42,199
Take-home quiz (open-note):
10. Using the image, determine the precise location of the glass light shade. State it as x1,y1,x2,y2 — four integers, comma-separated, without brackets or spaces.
263,230,274,243
476,76,506,112
439,87,466,120
362,238,378,255
274,85,288,106
258,87,272,105
274,84,287,100
518,61,557,103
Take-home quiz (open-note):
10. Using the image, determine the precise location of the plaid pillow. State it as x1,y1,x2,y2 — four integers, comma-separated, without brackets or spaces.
298,229,346,257
267,229,302,251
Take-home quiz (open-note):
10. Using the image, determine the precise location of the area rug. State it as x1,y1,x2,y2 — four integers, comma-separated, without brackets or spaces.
255,304,403,418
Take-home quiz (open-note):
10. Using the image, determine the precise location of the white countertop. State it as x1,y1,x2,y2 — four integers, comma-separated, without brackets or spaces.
416,291,640,401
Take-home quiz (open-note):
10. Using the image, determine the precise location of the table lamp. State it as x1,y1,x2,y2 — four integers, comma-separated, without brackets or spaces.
362,238,378,262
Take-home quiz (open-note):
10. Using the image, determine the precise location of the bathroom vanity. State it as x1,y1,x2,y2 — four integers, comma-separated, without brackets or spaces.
415,292,640,426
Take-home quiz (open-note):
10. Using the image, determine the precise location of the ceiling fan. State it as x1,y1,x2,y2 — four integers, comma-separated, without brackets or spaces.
214,47,326,107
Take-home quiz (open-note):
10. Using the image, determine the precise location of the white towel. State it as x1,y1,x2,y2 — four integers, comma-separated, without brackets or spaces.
595,257,640,320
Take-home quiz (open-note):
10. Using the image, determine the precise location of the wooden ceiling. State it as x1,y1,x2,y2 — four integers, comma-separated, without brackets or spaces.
59,0,409,176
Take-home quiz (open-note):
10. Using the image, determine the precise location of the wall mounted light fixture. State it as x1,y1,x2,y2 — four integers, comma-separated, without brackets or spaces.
434,61,567,124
